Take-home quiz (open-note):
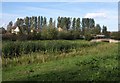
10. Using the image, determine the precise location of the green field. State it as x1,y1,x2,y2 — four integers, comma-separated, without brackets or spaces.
2,40,119,81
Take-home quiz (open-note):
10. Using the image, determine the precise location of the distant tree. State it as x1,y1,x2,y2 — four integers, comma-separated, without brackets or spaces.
40,16,43,28
16,18,20,27
34,16,37,29
57,16,61,28
82,18,95,35
102,25,107,35
49,18,53,28
86,18,90,28
82,18,85,28
102,25,110,38
30,17,32,29
60,17,65,29
53,20,56,28
82,18,95,29
43,17,47,28
24,17,29,33
31,16,35,29
64,17,68,30
7,21,13,32
89,18,95,28
76,18,80,30
82,18,86,35
8,21,13,26
38,16,41,29
5,15,109,40
94,24,101,34
24,17,29,28
72,18,76,30
66,17,71,30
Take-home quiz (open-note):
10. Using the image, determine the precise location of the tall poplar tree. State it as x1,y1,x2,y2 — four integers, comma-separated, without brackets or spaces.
43,17,47,28
38,16,41,29
72,18,76,30
49,18,53,28
57,16,61,28
34,16,37,29
76,18,80,30
40,16,43,29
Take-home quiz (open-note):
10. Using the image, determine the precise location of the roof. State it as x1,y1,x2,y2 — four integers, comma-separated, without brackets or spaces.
58,27,63,31
95,35,105,37
14,26,20,32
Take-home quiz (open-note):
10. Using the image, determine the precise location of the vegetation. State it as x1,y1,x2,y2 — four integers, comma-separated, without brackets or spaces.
1,15,119,41
1,16,112,41
110,31,120,40
2,40,97,58
2,40,119,81
1,15,119,82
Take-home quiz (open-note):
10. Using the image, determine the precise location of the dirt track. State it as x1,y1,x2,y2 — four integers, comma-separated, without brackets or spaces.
90,38,120,43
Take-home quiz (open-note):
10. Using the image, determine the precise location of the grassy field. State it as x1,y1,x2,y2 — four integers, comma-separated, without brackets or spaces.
2,40,119,81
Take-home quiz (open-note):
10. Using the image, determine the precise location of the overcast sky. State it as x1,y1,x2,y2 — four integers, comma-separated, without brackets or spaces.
1,2,118,31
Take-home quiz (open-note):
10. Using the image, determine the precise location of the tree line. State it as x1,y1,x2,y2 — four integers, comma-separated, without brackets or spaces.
3,16,109,40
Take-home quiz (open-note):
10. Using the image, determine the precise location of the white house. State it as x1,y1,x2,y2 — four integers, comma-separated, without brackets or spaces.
11,26,20,34
58,27,63,32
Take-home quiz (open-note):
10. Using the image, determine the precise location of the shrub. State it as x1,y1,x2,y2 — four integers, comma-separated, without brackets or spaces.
2,40,97,58
2,33,17,41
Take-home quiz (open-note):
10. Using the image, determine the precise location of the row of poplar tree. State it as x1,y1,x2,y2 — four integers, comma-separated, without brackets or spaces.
6,16,108,40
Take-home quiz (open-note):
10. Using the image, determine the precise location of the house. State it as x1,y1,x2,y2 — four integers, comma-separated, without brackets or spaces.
93,35,105,39
58,27,63,31
11,26,20,34
11,26,16,33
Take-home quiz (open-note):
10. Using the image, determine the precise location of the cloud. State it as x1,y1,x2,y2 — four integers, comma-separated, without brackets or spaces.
84,12,106,18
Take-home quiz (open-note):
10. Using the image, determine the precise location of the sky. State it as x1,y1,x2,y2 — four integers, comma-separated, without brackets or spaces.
0,2,118,31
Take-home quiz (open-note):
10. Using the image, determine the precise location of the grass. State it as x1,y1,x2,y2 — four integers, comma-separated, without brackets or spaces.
2,40,119,81
2,40,99,67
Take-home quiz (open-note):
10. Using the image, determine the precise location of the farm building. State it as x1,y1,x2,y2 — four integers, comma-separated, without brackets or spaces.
93,35,105,39
11,26,20,34
58,27,63,31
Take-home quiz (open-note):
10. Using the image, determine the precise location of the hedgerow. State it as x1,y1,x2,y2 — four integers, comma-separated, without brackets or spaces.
2,40,98,58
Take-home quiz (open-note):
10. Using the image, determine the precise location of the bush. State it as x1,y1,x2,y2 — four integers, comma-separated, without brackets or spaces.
71,30,80,39
41,27,58,40
84,33,93,41
2,42,21,58
2,28,83,41
110,32,120,40
2,40,96,58
2,33,17,41
57,31,72,40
